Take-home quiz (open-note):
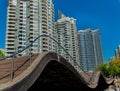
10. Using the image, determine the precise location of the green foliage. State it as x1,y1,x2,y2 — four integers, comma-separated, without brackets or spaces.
109,57,120,76
95,56,120,77
95,62,109,77
0,50,5,58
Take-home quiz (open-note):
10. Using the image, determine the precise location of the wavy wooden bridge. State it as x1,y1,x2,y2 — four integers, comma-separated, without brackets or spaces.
0,52,113,91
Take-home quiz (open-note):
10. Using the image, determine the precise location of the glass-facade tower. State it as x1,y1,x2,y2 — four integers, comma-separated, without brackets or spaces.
78,29,103,72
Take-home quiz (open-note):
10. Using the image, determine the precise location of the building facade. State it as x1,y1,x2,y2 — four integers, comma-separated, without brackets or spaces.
55,12,80,67
78,29,103,72
5,0,55,56
115,45,120,58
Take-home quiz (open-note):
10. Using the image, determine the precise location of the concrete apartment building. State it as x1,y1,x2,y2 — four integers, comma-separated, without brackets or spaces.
78,29,103,72
5,0,55,56
115,45,120,58
55,12,80,67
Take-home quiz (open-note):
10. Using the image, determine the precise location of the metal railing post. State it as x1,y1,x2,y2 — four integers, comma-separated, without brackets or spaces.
11,52,15,80
58,54,60,62
29,47,32,65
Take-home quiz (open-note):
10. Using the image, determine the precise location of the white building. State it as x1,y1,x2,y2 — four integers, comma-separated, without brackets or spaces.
55,12,80,67
5,0,55,56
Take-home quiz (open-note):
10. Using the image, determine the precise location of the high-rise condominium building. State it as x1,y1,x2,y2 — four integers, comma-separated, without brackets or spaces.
55,12,80,67
78,29,103,72
115,45,120,57
5,0,55,56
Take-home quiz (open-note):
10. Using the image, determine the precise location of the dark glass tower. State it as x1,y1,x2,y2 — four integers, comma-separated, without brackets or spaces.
78,29,103,72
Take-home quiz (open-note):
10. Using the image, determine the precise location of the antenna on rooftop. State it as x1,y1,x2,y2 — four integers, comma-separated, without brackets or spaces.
58,10,65,19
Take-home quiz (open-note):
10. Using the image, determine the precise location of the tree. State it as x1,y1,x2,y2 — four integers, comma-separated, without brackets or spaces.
95,56,120,77
109,57,120,76
0,50,5,58
95,62,110,77
108,64,119,76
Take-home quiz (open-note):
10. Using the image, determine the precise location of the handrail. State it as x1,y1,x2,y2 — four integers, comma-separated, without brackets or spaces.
0,34,83,80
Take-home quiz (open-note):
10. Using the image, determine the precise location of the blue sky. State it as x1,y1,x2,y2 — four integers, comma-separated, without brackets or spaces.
0,0,120,62
0,0,7,49
53,0,120,61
